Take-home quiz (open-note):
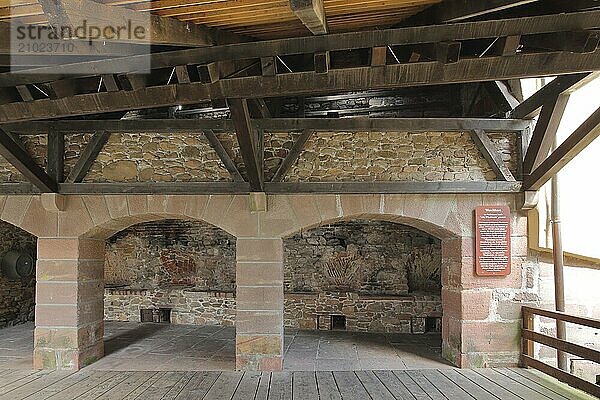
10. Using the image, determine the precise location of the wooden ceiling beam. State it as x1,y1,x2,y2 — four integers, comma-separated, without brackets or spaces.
0,118,540,134
522,30,600,53
0,129,57,192
1,49,600,123
524,105,600,190
37,0,246,47
523,94,570,174
3,10,600,87
46,129,64,183
509,73,595,119
265,181,522,194
424,0,541,23
0,180,520,195
229,98,264,191
290,0,327,35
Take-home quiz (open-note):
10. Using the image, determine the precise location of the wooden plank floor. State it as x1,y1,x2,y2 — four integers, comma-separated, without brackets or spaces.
0,368,595,400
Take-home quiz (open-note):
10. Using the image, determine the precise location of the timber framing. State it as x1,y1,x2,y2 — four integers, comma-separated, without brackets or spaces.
0,181,522,195
1,51,599,123
0,129,57,192
203,129,244,182
470,129,516,181
424,0,541,23
524,105,600,190
509,73,594,119
37,0,245,47
2,10,600,87
271,129,314,183
65,131,111,183
46,129,64,183
290,0,327,35
3,118,530,134
522,94,570,174
230,98,264,191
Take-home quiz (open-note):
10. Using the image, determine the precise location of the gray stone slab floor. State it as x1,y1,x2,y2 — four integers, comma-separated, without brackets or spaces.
0,321,451,371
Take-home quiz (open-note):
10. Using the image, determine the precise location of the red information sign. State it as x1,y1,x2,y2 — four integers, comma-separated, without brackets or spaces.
475,205,511,276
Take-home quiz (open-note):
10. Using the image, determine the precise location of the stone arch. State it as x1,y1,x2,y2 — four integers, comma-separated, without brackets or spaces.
278,211,461,366
282,219,444,333
259,194,470,240
104,217,237,327
0,194,251,371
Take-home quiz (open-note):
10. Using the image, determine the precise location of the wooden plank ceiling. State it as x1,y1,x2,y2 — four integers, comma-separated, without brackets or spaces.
0,0,441,39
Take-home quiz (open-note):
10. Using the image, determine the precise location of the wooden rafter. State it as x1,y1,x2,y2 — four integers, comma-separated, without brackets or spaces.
485,81,520,113
1,50,599,123
0,129,57,192
203,129,244,182
271,129,314,182
523,30,600,53
523,94,570,174
229,98,264,191
470,129,515,181
509,73,593,119
46,129,64,183
290,0,327,35
65,131,110,183
422,0,541,23
3,10,600,87
3,118,531,134
524,105,600,190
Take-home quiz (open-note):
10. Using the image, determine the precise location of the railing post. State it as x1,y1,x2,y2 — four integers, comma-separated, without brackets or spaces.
521,307,534,367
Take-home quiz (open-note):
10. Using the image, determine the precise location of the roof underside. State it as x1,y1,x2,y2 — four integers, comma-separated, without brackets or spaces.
0,0,441,39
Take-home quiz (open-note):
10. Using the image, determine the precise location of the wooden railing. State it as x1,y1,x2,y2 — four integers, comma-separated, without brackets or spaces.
521,306,600,397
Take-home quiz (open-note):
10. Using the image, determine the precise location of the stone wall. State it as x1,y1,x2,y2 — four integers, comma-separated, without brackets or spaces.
104,219,443,334
105,219,236,291
284,131,516,182
0,131,516,183
0,221,36,328
283,220,441,295
67,133,232,182
284,292,442,333
105,288,235,326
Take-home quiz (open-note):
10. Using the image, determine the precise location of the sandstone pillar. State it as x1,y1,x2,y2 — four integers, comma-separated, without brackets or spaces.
235,237,284,371
34,238,105,370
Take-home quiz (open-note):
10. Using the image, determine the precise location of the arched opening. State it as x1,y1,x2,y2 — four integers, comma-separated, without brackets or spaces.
95,218,237,371
283,218,451,370
0,220,37,369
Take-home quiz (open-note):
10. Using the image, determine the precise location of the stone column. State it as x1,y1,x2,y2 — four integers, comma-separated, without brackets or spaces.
235,237,284,371
34,238,105,370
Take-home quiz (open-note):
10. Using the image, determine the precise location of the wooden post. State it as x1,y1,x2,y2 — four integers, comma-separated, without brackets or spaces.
522,308,534,367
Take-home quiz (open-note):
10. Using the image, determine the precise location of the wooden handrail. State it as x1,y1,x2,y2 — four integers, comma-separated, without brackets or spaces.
522,330,600,363
521,306,600,398
522,306,600,329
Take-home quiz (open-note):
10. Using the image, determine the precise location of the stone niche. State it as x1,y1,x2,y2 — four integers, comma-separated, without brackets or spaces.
104,219,236,326
0,221,36,328
283,220,443,333
105,218,443,334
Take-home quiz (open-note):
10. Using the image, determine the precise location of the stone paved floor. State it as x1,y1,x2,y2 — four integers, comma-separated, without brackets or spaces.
0,321,451,371
0,323,33,370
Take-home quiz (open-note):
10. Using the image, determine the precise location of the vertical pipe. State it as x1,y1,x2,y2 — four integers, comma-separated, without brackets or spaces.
550,144,568,372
